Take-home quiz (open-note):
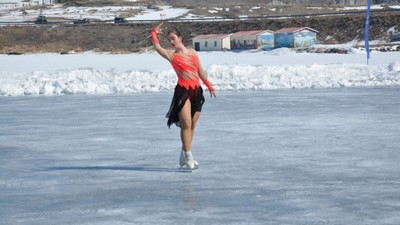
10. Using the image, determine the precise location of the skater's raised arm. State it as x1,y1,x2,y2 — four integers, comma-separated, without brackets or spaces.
151,22,174,62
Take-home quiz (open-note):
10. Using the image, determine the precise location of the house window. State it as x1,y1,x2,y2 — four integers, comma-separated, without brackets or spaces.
205,41,208,47
214,41,217,47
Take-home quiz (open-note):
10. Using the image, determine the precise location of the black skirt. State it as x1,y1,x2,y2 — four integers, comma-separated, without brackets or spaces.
166,85,205,128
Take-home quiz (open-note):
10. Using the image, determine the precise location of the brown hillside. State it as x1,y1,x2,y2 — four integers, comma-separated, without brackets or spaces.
0,12,399,54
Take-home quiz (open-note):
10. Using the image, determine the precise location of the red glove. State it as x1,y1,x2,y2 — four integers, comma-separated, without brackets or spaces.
203,79,214,92
151,29,160,45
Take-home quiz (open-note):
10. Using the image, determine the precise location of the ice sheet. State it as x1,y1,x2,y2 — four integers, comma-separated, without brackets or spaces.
1,88,400,224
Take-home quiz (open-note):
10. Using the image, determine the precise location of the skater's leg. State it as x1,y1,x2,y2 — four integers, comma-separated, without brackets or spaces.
190,111,201,144
180,103,201,151
179,100,200,170
179,99,192,152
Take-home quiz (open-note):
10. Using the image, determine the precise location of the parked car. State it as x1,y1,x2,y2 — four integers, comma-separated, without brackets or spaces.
114,17,127,23
73,18,90,24
35,15,47,24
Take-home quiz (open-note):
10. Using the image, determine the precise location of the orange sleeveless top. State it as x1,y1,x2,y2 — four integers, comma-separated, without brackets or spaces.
170,53,201,90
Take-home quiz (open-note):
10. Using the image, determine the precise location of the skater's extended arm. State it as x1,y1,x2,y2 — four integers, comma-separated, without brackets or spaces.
152,23,174,62
196,54,216,98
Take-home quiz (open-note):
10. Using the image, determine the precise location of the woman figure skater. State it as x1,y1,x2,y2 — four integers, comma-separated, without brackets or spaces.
151,22,216,170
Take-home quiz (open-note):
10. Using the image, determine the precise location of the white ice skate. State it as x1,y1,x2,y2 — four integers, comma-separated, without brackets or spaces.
179,150,186,167
179,150,198,170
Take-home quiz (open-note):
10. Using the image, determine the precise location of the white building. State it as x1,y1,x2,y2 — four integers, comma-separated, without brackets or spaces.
192,34,232,51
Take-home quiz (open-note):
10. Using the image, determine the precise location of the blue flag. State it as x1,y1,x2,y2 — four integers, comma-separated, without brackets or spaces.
365,0,371,64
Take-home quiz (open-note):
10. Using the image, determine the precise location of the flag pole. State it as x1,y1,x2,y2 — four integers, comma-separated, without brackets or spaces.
365,0,371,65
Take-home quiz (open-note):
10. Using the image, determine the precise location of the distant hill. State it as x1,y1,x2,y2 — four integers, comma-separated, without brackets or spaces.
170,0,400,5
56,0,400,6
296,0,400,5
1,11,399,54
54,0,400,19
2,0,399,54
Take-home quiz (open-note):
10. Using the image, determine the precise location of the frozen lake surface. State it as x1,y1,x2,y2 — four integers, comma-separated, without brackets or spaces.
1,87,400,224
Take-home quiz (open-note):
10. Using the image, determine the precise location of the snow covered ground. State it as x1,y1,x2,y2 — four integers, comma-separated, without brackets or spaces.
1,0,400,22
1,1,400,224
0,0,189,22
1,87,400,224
0,29,400,225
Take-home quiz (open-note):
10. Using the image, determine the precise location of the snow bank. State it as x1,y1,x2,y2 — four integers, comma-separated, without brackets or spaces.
1,50,399,96
1,62,399,96
208,62,400,90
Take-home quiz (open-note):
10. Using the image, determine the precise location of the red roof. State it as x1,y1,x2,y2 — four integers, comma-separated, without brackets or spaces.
192,34,232,39
233,30,273,36
275,27,318,34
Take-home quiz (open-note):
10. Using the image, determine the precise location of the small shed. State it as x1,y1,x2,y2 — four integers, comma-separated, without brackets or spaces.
231,30,275,50
274,27,318,48
192,34,232,51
